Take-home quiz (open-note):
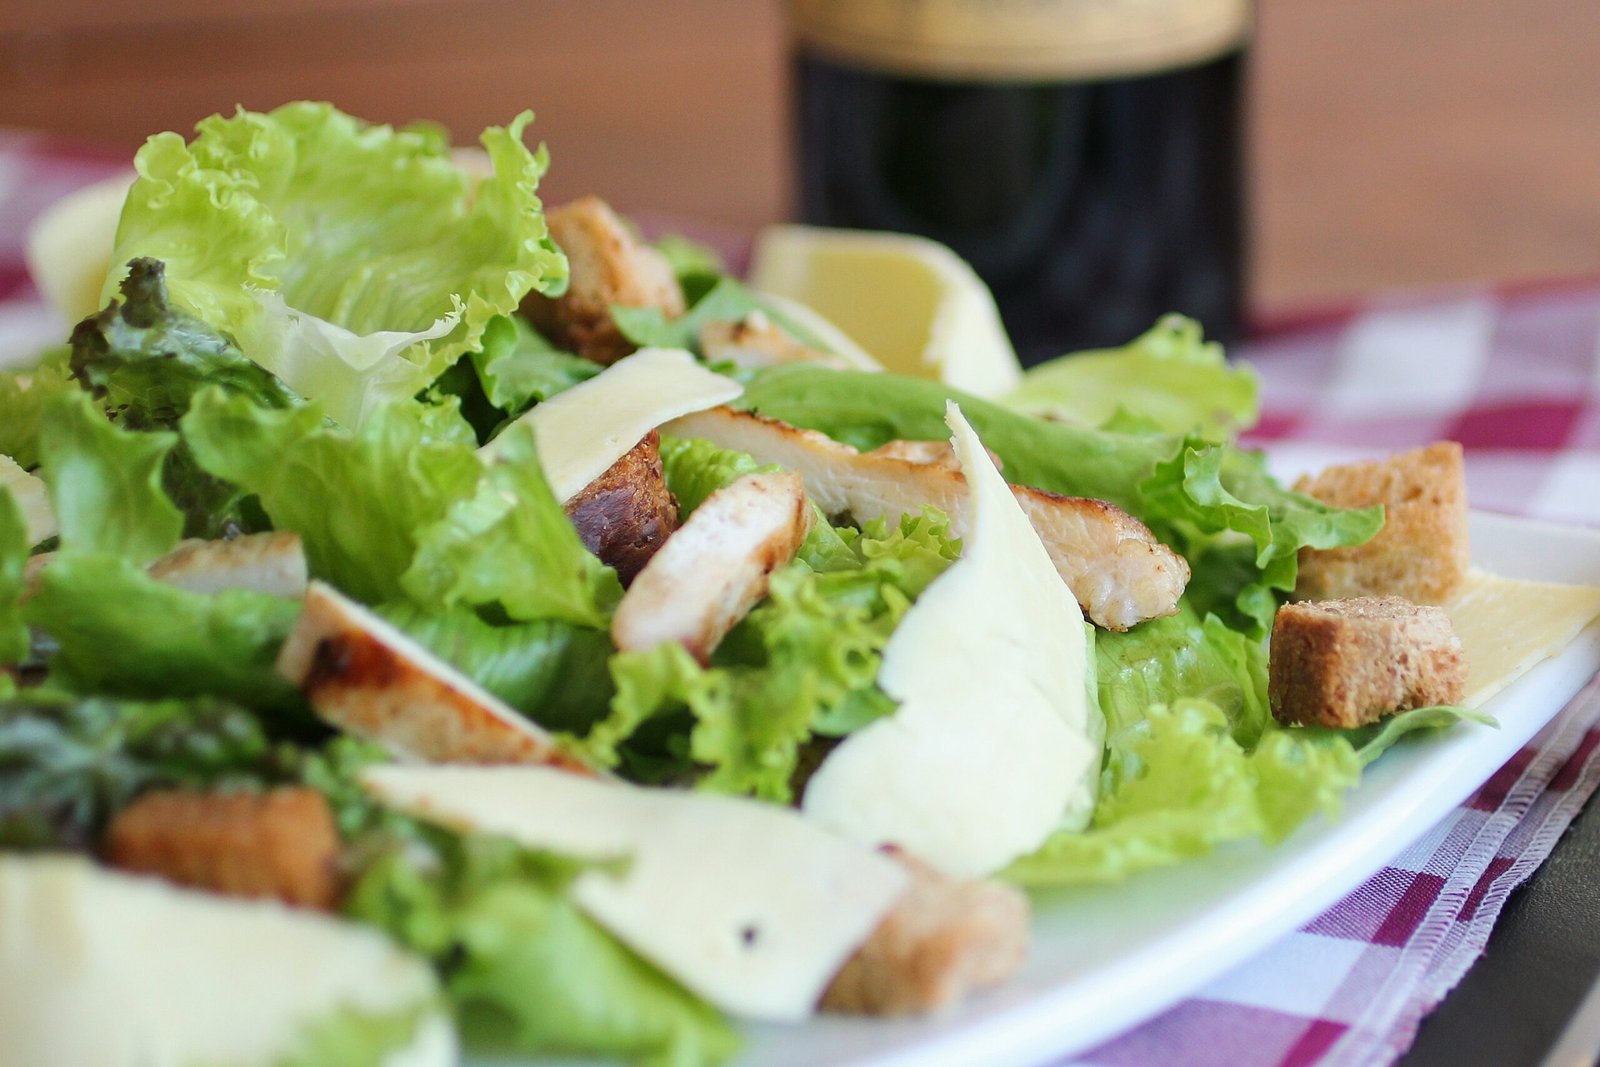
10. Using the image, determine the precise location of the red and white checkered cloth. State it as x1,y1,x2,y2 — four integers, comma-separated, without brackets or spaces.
4,132,1600,1067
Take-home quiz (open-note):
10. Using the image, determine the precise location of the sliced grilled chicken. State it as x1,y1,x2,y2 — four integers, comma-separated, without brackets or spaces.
146,531,309,599
564,431,678,586
612,470,813,662
276,582,595,772
822,852,1029,1017
700,311,854,371
665,407,1188,629
522,196,685,365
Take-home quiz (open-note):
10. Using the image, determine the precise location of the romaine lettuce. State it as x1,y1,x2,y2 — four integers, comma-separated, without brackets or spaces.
104,103,568,426
0,347,75,469
401,420,623,629
38,390,181,565
182,388,482,604
0,489,31,664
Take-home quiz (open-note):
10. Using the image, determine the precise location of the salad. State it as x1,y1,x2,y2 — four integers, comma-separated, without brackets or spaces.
0,103,1494,1067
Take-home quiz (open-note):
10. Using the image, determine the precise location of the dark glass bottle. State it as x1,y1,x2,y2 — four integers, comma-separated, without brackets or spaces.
791,2,1249,365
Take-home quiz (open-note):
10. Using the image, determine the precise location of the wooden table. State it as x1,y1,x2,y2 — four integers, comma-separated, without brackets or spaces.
2,0,1597,312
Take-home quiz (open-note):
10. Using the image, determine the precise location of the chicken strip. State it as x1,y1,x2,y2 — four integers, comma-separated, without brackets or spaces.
612,471,813,662
821,853,1029,1016
146,531,309,599
665,406,1187,629
523,196,685,365
700,311,854,371
276,582,594,772
104,787,342,910
564,431,678,586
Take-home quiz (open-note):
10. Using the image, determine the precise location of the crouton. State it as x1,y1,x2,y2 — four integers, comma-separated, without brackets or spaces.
821,853,1029,1017
1269,596,1467,729
612,470,812,663
564,431,678,586
104,787,342,910
523,196,684,365
1294,442,1469,604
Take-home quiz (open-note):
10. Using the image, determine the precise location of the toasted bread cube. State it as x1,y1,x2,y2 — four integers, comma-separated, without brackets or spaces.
1294,441,1469,604
104,787,342,910
1270,596,1467,729
821,854,1029,1017
523,196,685,365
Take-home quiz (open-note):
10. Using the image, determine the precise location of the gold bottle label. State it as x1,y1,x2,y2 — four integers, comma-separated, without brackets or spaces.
790,0,1253,81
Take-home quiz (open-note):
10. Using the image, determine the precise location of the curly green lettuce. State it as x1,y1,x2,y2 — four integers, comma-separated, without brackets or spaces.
104,103,568,426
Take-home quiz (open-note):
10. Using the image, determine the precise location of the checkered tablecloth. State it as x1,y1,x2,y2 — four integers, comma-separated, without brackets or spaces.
4,131,1600,1067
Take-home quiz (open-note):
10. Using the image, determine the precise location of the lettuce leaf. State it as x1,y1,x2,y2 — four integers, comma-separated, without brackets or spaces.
347,835,738,1067
658,435,773,517
1304,705,1498,767
1006,315,1259,439
22,554,303,713
105,103,568,426
1095,599,1271,751
576,513,957,800
182,388,482,604
1005,699,1362,887
400,420,623,629
375,602,615,736
0,690,272,848
0,489,30,663
70,258,298,537
38,390,181,565
0,347,75,469
469,313,599,414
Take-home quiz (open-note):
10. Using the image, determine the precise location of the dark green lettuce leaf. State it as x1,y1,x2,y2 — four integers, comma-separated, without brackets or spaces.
69,258,298,536
0,691,271,848
376,602,615,736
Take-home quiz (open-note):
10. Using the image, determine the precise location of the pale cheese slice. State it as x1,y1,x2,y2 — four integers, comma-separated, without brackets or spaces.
1444,568,1600,708
482,347,741,500
362,764,910,1023
801,403,1100,879
0,454,56,547
0,855,451,1067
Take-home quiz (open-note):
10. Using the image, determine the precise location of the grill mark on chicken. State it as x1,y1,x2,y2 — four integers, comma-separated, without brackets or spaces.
563,431,679,586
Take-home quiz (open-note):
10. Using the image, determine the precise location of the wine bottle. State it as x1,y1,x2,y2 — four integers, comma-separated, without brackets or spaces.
790,0,1250,364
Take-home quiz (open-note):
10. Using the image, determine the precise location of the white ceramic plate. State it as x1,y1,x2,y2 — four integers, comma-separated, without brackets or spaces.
490,511,1600,1067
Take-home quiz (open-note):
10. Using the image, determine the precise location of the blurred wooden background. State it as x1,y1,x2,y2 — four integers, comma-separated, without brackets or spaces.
2,0,1596,311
